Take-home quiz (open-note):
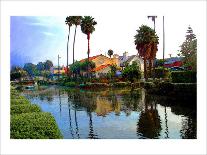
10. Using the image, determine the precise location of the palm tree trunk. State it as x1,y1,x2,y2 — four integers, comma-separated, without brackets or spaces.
67,26,71,77
144,58,148,80
87,33,90,78
73,25,77,64
149,59,152,78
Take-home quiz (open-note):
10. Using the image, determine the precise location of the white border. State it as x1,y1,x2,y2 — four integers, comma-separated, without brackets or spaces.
1,1,206,155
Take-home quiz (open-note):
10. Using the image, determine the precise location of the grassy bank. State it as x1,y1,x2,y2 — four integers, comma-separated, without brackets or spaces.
10,87,62,139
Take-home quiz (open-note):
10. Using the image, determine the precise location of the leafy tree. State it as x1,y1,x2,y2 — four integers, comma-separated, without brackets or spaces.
81,16,97,76
44,60,53,70
37,62,45,71
122,61,141,83
179,26,197,71
65,16,73,76
23,63,37,77
134,25,159,79
108,49,113,58
10,66,27,81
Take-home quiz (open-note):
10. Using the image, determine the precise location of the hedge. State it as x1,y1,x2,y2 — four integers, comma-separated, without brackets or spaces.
64,82,76,87
111,82,130,88
154,67,170,78
171,71,196,83
11,112,63,139
11,98,30,105
11,104,41,115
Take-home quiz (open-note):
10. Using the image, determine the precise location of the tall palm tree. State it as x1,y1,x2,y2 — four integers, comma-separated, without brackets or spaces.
72,16,82,64
65,16,73,76
134,25,159,80
81,16,97,77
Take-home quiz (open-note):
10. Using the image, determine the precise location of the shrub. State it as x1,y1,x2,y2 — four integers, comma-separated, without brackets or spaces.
64,82,76,87
11,104,41,115
111,82,130,88
11,98,30,105
154,67,170,78
10,112,63,139
171,71,196,83
144,82,156,89
158,82,174,94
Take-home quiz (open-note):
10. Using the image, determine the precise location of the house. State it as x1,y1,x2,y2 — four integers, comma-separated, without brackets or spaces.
50,66,67,80
80,54,120,78
119,51,144,72
80,54,119,68
164,57,183,68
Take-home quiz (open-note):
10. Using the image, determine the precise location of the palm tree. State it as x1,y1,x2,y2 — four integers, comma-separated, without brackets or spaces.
134,25,159,79
65,16,73,76
72,16,82,64
108,49,113,58
81,16,97,77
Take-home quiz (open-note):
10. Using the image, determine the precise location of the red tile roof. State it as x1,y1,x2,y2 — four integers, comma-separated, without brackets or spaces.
92,64,111,72
80,54,102,62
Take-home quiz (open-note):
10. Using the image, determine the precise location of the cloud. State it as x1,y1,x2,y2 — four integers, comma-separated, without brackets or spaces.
42,31,55,36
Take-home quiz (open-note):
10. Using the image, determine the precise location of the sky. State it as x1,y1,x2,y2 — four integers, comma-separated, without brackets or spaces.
10,1,204,67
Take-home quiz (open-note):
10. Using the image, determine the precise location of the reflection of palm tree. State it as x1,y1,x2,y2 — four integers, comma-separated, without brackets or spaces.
137,95,162,139
74,103,80,138
180,117,196,139
88,112,98,139
164,106,169,138
58,90,62,116
67,92,74,138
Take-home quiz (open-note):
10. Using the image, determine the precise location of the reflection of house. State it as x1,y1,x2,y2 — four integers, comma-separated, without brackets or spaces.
95,96,121,116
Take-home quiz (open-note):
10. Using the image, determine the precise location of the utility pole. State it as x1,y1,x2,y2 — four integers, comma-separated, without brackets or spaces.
58,54,61,81
147,16,157,31
163,16,165,65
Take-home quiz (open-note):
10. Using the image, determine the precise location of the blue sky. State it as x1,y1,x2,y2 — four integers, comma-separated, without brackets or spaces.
10,10,202,68
11,16,67,67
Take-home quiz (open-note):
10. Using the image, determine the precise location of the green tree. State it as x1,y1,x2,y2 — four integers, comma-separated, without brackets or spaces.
108,49,113,58
44,60,53,70
72,16,82,64
65,16,73,76
81,16,97,76
10,66,27,81
179,26,197,71
37,62,45,71
134,25,159,79
23,63,37,77
122,61,141,83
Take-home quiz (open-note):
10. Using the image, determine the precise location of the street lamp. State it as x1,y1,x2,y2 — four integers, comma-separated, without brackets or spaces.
163,16,165,65
58,54,61,81
147,16,157,31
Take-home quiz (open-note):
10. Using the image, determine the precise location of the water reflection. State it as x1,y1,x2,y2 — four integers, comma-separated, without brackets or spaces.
22,86,197,139
137,95,162,139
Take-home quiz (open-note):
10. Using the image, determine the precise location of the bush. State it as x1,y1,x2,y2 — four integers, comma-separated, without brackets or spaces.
154,67,170,78
11,98,30,105
79,82,109,89
158,82,174,94
111,82,130,88
10,112,63,139
64,82,76,87
11,104,41,115
144,82,156,89
171,71,196,83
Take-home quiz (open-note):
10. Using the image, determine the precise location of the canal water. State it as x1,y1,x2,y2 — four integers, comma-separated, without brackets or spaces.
22,86,196,139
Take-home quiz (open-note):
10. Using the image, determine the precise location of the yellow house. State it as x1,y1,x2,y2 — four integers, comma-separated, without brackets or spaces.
80,54,120,77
